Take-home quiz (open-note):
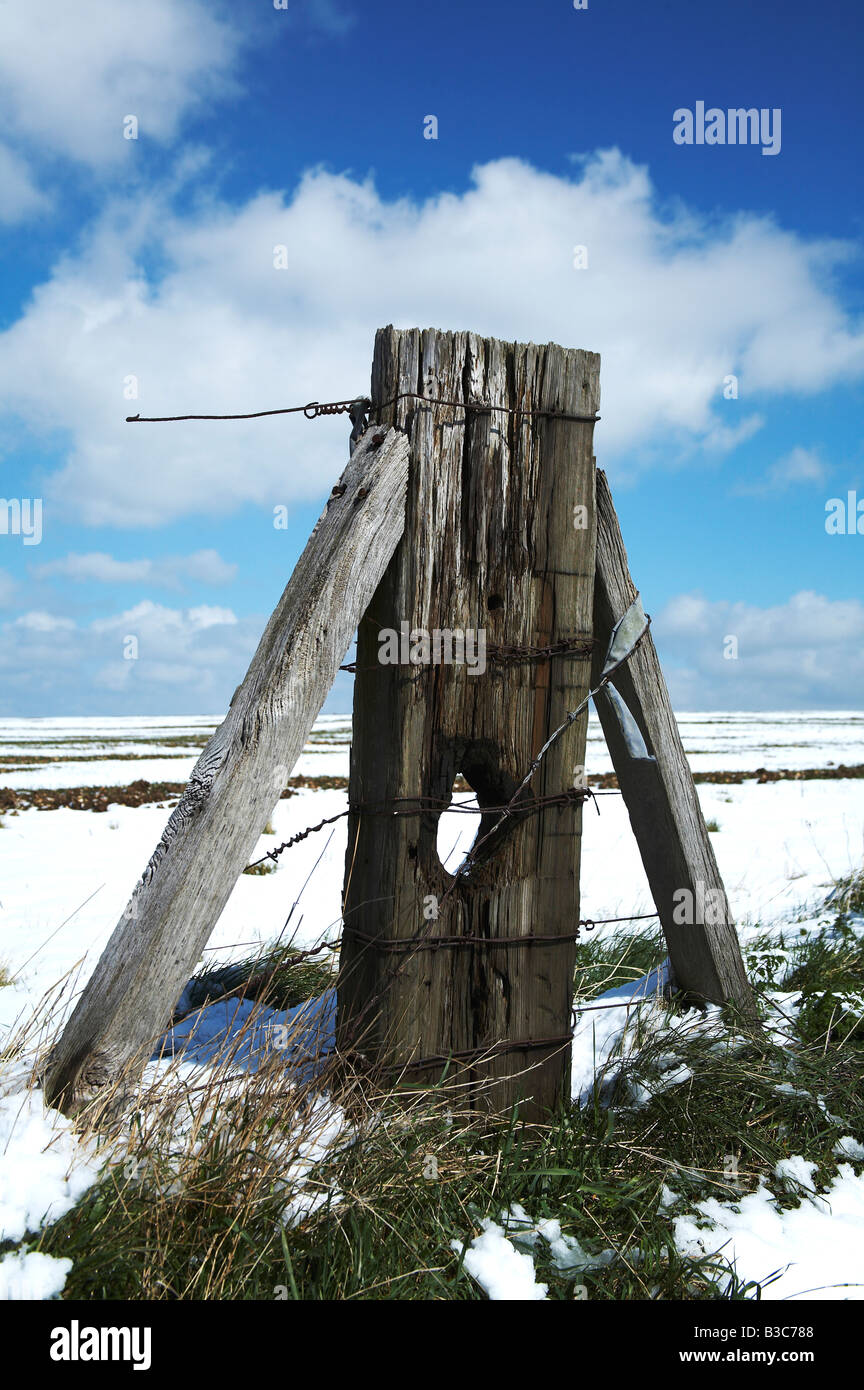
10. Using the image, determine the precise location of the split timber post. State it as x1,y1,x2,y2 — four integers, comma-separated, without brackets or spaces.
591,469,756,1019
337,327,601,1120
44,426,410,1115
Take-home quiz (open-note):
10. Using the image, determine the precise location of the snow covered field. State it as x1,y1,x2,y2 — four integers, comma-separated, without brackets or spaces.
1,709,861,787
0,714,349,789
2,711,860,1017
1,709,863,1301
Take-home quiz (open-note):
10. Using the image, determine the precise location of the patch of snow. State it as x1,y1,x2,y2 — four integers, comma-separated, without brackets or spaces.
628,1061,693,1108
0,1089,101,1244
835,1136,864,1161
0,1248,72,1300
774,1155,822,1198
671,1163,864,1300
571,962,704,1107
453,1217,548,1300
504,1203,616,1275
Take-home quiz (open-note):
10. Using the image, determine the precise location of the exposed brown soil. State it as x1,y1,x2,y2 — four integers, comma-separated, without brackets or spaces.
587,764,864,790
1,765,862,814
0,773,351,814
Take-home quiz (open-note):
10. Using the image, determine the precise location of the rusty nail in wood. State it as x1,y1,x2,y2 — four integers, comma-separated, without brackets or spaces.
354,487,369,504
331,484,347,497
371,432,385,447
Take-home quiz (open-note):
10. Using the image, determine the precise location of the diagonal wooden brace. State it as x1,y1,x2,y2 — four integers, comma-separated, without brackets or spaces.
591,469,756,1019
44,425,410,1114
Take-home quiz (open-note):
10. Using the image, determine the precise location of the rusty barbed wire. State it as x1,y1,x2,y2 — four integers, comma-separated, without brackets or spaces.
244,606,653,998
373,390,600,425
338,608,653,1030
487,636,595,664
380,1032,577,1074
338,634,596,675
247,787,593,870
125,398,364,424
122,388,667,1073
346,926,587,953
428,618,653,909
125,391,601,426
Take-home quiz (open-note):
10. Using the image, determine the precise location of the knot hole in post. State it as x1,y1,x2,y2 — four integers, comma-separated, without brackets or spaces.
431,736,529,878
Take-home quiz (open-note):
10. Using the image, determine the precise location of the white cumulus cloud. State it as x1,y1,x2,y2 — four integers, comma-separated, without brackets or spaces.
0,141,51,224
1,152,862,525
0,599,252,716
735,446,829,495
654,590,864,709
33,548,237,588
13,611,76,632
0,0,241,171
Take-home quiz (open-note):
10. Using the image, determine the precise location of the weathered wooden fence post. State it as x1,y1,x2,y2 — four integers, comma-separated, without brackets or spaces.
337,327,600,1118
43,321,753,1125
44,426,410,1114
591,468,756,1018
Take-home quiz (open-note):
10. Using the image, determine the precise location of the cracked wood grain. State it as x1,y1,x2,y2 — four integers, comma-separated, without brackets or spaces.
45,424,410,1113
337,327,600,1119
591,468,756,1019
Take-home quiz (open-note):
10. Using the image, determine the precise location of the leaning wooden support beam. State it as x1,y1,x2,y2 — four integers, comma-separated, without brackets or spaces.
591,468,756,1018
44,425,410,1114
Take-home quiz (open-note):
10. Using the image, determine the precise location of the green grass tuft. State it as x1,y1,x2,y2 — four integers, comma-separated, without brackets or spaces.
20,869,864,1301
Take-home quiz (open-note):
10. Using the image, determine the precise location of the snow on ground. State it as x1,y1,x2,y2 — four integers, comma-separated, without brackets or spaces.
670,1162,864,1300
156,988,335,1082
570,963,676,1106
1,709,863,1300
453,1213,549,1300
591,777,863,929
1,758,201,790
0,748,350,791
443,777,862,934
455,1203,620,1299
0,1087,102,1299
566,958,864,1301
2,776,860,1031
0,787,349,1033
616,710,864,777
459,1158,864,1300
0,1249,73,1300
135,1056,349,1232
0,1089,100,1242
2,711,861,788
0,714,349,788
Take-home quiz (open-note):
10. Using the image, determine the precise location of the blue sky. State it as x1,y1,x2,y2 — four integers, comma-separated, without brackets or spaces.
0,0,862,715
